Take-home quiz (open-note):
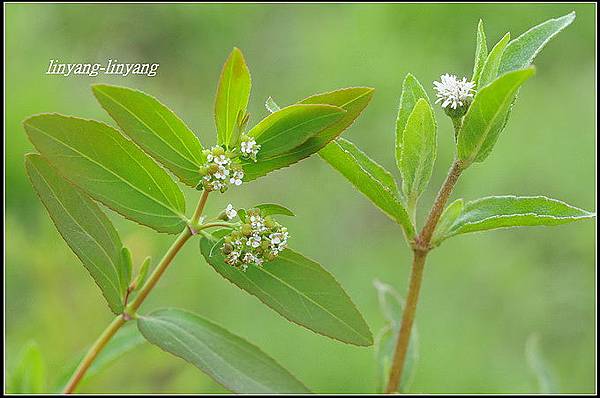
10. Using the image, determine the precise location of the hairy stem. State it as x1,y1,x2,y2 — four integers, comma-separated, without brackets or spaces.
385,159,465,394
63,192,210,393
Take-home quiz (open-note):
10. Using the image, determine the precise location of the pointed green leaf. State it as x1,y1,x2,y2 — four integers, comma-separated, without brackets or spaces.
265,96,280,113
24,114,187,234
133,256,152,293
92,84,204,187
254,203,295,217
472,19,489,86
247,104,346,159
119,247,133,294
444,195,595,238
55,323,146,392
399,98,437,208
215,47,251,148
25,154,126,314
499,12,576,75
200,239,373,347
478,32,511,88
9,342,46,394
373,280,418,393
432,198,464,245
242,87,374,181
138,308,310,393
320,138,415,239
457,68,535,165
395,74,431,171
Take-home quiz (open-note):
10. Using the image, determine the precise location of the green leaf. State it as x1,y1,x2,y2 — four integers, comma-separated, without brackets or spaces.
373,280,418,393
9,341,46,394
138,308,310,393
200,239,373,347
525,333,556,394
457,67,535,165
432,198,464,245
25,154,126,314
255,203,295,217
265,96,280,113
478,32,511,88
247,104,346,159
92,84,204,187
24,114,187,234
242,87,374,181
395,74,431,173
472,19,488,86
119,247,133,294
443,195,595,239
215,47,252,148
55,323,146,392
499,12,576,75
399,98,437,209
133,256,152,293
320,138,415,239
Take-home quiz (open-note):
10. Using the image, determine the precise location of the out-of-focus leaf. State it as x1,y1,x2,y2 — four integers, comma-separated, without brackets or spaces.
9,341,46,394
200,238,373,347
525,333,557,394
320,138,415,239
24,114,187,234
478,32,511,88
243,87,374,181
92,84,204,187
395,74,431,172
247,104,345,159
215,47,251,148
25,154,125,314
399,98,437,209
499,12,576,75
457,68,535,165
138,308,310,393
373,280,418,393
443,195,595,238
472,19,489,86
55,322,146,392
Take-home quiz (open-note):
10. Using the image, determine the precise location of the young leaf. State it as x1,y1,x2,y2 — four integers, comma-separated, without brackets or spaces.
443,195,595,239
138,308,310,393
24,114,187,234
8,341,46,394
247,104,346,159
472,19,489,86
432,198,464,245
478,32,511,88
320,138,415,239
399,98,437,210
457,67,535,165
25,154,126,314
200,239,373,347
242,87,374,181
119,247,133,294
525,333,556,394
92,84,205,187
215,47,252,148
132,256,152,293
373,280,418,393
499,12,576,75
254,203,295,217
55,323,146,392
265,96,281,113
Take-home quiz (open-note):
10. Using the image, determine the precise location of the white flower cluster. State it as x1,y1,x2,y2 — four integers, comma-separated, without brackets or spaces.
239,134,260,162
433,73,476,110
199,146,244,192
221,208,289,271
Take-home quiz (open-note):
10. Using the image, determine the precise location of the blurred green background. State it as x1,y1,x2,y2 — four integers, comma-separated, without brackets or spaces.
5,3,596,394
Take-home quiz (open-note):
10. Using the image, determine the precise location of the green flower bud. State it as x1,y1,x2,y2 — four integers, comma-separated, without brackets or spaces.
241,224,252,236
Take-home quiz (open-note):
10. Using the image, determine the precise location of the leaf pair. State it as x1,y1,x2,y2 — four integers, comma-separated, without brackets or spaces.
460,12,576,166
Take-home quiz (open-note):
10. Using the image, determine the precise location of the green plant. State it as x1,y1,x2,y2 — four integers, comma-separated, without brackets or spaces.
16,48,375,394
320,12,595,393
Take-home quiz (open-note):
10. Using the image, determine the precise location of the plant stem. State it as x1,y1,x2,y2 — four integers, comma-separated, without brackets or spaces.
63,192,210,394
385,159,465,394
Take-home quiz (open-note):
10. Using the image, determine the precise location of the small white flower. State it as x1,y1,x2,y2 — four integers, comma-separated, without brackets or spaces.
433,74,476,109
224,204,237,220
229,169,244,186
214,154,230,166
240,137,261,161
246,234,262,248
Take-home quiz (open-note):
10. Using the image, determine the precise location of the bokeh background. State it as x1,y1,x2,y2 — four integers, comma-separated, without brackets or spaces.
5,3,596,394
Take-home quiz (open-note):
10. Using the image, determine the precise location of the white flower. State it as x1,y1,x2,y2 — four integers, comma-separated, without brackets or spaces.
433,74,476,109
229,169,244,186
246,234,262,248
240,137,261,161
224,204,237,220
